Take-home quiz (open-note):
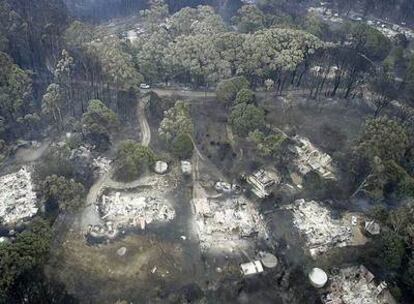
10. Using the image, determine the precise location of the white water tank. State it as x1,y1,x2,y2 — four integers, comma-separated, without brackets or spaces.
308,268,328,288
260,252,278,269
154,161,168,174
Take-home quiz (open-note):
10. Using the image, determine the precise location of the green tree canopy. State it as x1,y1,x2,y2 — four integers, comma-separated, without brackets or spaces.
42,83,63,128
235,88,255,105
379,230,406,271
159,101,194,143
249,129,286,157
140,0,169,32
346,22,392,62
168,5,227,37
355,117,409,162
232,4,266,33
171,133,194,160
81,99,119,150
113,140,156,182
0,52,32,137
229,102,265,137
40,175,85,211
216,76,250,105
0,220,52,302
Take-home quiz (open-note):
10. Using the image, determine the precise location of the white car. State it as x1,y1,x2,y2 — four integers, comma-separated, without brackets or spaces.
140,83,150,89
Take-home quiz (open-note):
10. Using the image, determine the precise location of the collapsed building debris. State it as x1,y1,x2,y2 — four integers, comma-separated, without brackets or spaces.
247,169,280,198
290,136,335,179
87,191,175,240
322,266,396,304
214,181,241,194
193,184,267,253
99,192,175,227
93,156,112,175
0,167,38,225
88,221,118,240
290,199,353,256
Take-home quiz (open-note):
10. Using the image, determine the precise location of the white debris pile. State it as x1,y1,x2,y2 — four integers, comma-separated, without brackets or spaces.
99,191,175,228
290,136,335,179
195,192,267,253
247,169,280,198
310,65,341,80
93,156,112,175
0,168,37,225
291,199,352,256
214,181,241,194
322,266,395,304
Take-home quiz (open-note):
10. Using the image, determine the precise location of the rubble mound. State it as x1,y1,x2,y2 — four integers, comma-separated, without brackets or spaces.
0,167,37,225
99,191,175,228
323,266,395,304
291,199,352,256
194,192,267,253
290,136,335,179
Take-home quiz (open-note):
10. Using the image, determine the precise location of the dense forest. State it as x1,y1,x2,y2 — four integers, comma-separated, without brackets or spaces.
1,0,414,303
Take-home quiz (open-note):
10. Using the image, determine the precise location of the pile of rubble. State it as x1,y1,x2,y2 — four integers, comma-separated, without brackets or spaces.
88,221,118,240
290,136,335,179
0,167,37,225
247,169,280,198
214,181,241,194
290,199,352,256
195,192,267,253
322,266,396,304
88,191,175,240
93,156,112,175
99,191,175,228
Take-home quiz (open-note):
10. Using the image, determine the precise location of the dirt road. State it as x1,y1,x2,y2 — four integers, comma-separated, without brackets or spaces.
138,96,151,147
150,88,216,99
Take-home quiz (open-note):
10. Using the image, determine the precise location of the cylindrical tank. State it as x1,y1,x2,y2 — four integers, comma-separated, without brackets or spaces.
261,252,278,269
308,268,328,288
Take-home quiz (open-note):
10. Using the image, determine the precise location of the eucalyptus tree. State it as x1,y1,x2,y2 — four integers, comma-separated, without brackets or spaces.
240,28,324,89
167,34,231,86
168,5,227,37
229,102,265,137
81,99,119,150
140,0,169,32
134,28,172,83
89,37,144,109
54,49,75,115
42,83,63,130
232,4,266,33
159,101,194,143
0,52,32,137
